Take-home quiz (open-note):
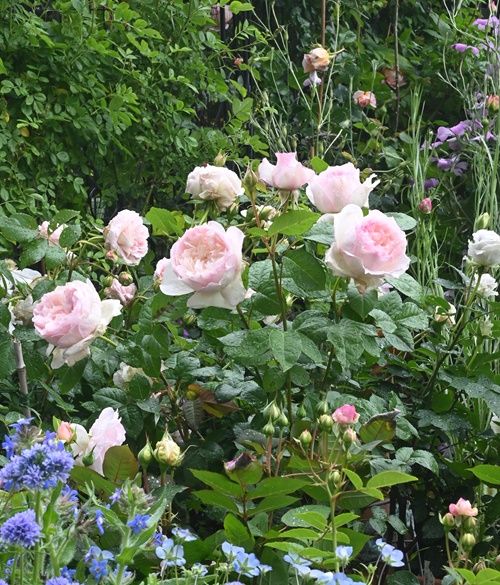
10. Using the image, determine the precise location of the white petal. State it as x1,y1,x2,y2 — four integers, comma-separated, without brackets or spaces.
258,159,276,186
160,260,194,296
100,299,122,327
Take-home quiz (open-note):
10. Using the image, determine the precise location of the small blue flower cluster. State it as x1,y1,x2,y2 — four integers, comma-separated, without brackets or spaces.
1,418,34,458
127,513,150,534
0,432,74,491
222,542,271,578
0,509,41,548
45,577,80,585
84,545,115,581
155,537,186,568
375,538,405,567
283,549,362,585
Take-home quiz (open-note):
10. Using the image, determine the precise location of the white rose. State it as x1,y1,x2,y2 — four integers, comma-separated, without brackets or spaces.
186,165,243,211
468,229,500,267
472,273,498,299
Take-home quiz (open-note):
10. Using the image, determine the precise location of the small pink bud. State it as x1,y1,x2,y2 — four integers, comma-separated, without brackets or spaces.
418,197,433,214
57,421,74,442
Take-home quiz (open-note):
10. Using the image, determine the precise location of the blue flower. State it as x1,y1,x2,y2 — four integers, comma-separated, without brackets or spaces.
233,551,261,577
84,546,114,582
127,514,150,535
46,578,80,585
60,567,76,581
2,418,34,459
191,563,208,576
151,530,164,546
109,488,122,505
95,510,105,535
155,537,185,567
283,552,312,577
0,509,41,548
171,526,197,542
335,545,353,564
0,580,8,585
221,541,246,562
380,543,404,567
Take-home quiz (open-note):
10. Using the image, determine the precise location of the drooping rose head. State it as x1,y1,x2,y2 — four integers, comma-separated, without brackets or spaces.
186,165,243,211
104,210,149,266
306,163,379,214
325,205,410,289
332,404,360,425
353,90,377,108
468,229,500,267
448,498,478,517
56,421,74,442
38,221,65,246
154,258,169,283
302,47,330,72
160,222,246,310
106,278,137,306
87,408,126,475
258,152,315,191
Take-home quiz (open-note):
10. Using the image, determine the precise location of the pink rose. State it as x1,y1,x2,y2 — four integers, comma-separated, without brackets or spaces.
106,278,137,306
418,198,433,214
302,47,330,73
306,163,379,214
332,404,360,425
325,204,410,289
154,258,169,283
186,164,243,211
353,90,377,108
38,221,66,246
448,498,478,517
56,421,74,442
71,408,126,475
160,221,246,310
258,152,315,191
32,280,121,368
104,210,149,266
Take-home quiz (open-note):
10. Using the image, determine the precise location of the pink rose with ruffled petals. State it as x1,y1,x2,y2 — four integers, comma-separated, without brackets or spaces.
325,205,410,289
306,163,379,214
106,278,137,306
258,152,315,191
154,258,169,283
38,221,66,246
353,91,377,108
448,498,478,517
160,222,246,310
104,210,149,266
186,165,243,211
33,280,121,368
332,404,360,425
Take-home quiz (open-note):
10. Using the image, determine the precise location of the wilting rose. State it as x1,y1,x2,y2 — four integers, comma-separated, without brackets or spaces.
418,198,433,214
486,95,499,111
160,222,246,310
468,229,500,266
302,47,330,72
448,498,478,517
325,205,410,289
258,152,315,191
104,210,149,266
71,408,126,475
38,221,66,246
113,362,151,388
306,163,379,213
186,164,243,211
472,273,498,299
32,280,121,369
353,90,377,108
106,278,137,306
332,404,360,425
381,67,406,90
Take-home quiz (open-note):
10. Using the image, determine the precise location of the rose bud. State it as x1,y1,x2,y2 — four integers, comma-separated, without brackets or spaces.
418,197,433,214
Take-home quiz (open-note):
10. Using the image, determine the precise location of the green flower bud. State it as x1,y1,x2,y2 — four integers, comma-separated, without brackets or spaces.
119,272,133,286
138,440,154,469
154,434,182,467
82,448,95,467
296,404,308,419
243,165,259,192
276,412,289,428
460,533,476,551
343,428,357,445
441,513,455,528
102,275,114,287
316,400,330,415
328,470,342,489
263,402,281,421
299,429,313,448
262,422,275,437
213,151,227,167
318,414,334,431
476,212,490,230
463,516,477,531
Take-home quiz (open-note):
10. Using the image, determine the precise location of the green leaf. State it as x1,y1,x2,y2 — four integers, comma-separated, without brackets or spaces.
281,505,330,528
282,248,326,297
310,156,329,173
220,328,271,366
273,528,320,541
59,224,82,248
194,490,239,514
387,570,420,585
333,512,359,527
224,513,254,549
468,465,500,486
327,319,377,373
102,445,139,483
344,469,363,490
359,487,385,500
0,217,38,243
250,495,299,516
249,477,309,499
386,212,417,231
385,274,423,302
248,260,282,315
229,1,254,14
475,569,500,584
267,210,320,237
190,469,244,497
411,450,439,475
19,238,48,267
145,207,185,236
367,471,418,489
455,569,478,584
269,329,302,372
70,466,117,497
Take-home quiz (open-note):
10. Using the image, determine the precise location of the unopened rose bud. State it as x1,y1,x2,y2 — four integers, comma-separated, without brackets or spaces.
154,434,182,467
297,404,308,419
460,533,476,550
441,512,455,528
243,165,259,193
56,421,74,443
263,402,281,421
318,414,334,432
234,57,244,67
299,429,313,448
463,516,477,530
476,212,490,230
262,422,275,437
105,250,117,261
487,95,499,111
328,470,342,489
213,151,227,167
103,275,114,287
418,197,433,214
276,412,289,428
353,90,377,108
82,449,95,467
343,428,357,445
138,440,154,469
119,272,133,286
316,400,330,415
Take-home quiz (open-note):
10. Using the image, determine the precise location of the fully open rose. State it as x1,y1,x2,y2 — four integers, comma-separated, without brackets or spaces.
306,162,379,214
32,280,121,368
160,221,246,310
325,204,410,289
104,209,149,266
258,152,315,191
186,164,243,211
468,229,500,267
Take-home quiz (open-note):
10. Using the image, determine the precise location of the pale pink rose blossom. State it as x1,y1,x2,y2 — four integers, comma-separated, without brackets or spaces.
258,152,315,191
70,408,126,475
302,47,330,72
154,258,169,283
353,90,377,108
56,421,74,442
186,164,243,211
38,221,66,246
325,204,410,289
448,498,478,517
332,404,360,425
104,210,149,266
106,278,137,306
160,221,246,310
306,163,379,214
32,280,121,368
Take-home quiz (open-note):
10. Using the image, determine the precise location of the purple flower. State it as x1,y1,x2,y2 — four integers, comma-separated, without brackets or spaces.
424,178,439,190
127,514,150,535
452,43,480,56
380,543,405,567
109,488,122,505
0,580,8,585
0,509,41,548
473,16,500,32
